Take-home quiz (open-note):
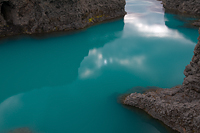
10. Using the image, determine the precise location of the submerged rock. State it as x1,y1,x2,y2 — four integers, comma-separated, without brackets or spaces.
8,127,32,133
123,28,200,133
0,0,126,37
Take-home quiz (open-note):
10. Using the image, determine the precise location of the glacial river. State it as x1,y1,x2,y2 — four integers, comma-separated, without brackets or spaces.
0,0,199,132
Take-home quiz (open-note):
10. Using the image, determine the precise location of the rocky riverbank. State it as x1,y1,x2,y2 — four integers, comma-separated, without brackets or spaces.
0,0,126,37
161,0,200,15
123,28,200,132
161,0,200,26
123,1,200,132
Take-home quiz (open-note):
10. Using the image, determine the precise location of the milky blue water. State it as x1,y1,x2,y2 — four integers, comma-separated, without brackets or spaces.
0,0,199,132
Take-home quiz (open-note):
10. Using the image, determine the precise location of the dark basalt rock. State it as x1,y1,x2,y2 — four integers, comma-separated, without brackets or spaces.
123,28,200,133
161,0,200,15
183,31,200,93
161,0,200,26
0,0,126,37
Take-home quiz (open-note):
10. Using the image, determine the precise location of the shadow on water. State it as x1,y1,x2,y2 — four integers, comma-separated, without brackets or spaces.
111,87,179,133
0,19,125,103
164,13,199,43
123,86,161,94
121,104,179,133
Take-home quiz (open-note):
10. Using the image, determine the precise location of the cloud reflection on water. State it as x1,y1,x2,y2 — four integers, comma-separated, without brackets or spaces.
79,45,148,79
0,94,23,129
0,0,198,133
124,13,184,38
78,0,196,80
124,0,197,39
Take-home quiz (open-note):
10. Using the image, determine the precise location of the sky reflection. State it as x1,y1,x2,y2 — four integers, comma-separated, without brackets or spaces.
124,1,184,39
78,0,197,82
0,0,199,133
124,14,181,38
78,45,148,79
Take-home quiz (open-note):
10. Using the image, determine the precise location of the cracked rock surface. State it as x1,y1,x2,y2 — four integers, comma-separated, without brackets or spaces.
161,0,200,15
0,0,126,37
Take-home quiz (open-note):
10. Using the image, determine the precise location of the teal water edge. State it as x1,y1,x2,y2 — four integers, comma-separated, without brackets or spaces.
0,0,199,132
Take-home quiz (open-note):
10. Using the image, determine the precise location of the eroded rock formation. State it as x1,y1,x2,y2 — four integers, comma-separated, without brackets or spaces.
123,28,200,133
183,36,200,93
161,0,200,15
0,0,126,37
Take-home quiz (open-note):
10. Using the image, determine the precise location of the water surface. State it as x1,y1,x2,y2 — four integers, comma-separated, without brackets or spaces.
0,0,199,132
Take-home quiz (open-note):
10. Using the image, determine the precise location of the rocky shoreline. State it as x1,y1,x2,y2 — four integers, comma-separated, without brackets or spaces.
123,38,200,132
161,0,200,27
123,84,200,132
0,0,126,38
123,2,200,132
161,0,200,15
123,0,200,132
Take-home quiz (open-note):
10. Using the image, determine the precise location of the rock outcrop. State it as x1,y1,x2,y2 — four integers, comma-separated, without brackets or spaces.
123,28,200,133
161,0,200,26
123,1,200,132
161,0,200,15
183,35,200,93
0,0,126,37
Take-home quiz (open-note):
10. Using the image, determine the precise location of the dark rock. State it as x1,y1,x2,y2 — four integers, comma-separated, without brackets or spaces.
183,29,200,92
124,86,200,132
161,0,200,16
0,0,126,37
123,27,200,132
161,0,200,28
193,21,200,27
123,1,200,132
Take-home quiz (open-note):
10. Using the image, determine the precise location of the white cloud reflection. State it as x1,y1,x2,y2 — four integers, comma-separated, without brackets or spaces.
124,14,182,38
116,56,145,67
79,0,196,79
0,94,23,127
79,47,147,79
80,69,94,78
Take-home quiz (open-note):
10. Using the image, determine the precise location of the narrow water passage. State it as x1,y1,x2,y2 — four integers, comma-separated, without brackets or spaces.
0,0,199,132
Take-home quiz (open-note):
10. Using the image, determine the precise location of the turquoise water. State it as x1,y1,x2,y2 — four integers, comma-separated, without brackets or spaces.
0,0,199,132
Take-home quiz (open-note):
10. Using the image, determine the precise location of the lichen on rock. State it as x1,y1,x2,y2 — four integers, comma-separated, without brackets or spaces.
0,0,126,37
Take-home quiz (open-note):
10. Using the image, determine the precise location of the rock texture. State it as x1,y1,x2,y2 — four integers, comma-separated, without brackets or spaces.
183,34,200,93
161,0,200,26
161,0,200,15
0,0,126,37
123,28,200,133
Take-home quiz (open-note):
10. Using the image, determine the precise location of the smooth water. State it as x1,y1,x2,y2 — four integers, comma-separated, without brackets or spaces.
0,0,199,132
